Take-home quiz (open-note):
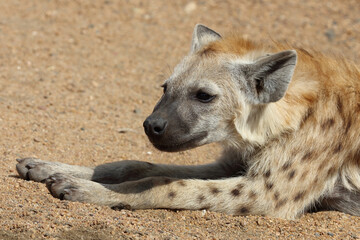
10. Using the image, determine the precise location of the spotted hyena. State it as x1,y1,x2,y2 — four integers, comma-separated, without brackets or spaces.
16,24,360,219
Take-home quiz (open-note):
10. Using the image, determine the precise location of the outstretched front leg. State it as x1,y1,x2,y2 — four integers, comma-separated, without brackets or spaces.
16,157,245,184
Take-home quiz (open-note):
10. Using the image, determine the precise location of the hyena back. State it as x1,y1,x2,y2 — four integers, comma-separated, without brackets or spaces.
16,25,360,219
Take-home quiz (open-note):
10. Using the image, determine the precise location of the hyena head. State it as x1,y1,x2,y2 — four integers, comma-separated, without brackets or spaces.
144,24,297,152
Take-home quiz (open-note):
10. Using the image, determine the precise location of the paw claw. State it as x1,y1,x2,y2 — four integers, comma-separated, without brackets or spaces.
63,188,71,194
25,162,36,169
45,176,56,188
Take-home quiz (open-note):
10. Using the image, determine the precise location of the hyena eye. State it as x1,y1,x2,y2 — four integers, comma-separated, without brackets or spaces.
161,84,167,94
196,90,216,103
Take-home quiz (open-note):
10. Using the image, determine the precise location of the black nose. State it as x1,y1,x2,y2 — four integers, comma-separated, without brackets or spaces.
143,117,168,137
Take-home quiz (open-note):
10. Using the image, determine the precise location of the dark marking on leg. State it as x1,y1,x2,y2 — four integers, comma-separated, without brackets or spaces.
264,170,271,179
238,207,249,215
321,118,335,131
333,143,342,154
281,162,292,171
301,151,313,162
294,191,307,202
265,181,274,190
300,171,308,181
231,189,240,197
273,191,280,201
275,198,287,209
168,191,176,199
249,191,257,199
210,187,220,195
197,195,205,203
236,183,245,190
177,180,186,187
288,170,296,181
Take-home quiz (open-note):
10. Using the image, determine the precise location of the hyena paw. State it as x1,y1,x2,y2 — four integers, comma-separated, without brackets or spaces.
16,158,63,182
45,174,100,203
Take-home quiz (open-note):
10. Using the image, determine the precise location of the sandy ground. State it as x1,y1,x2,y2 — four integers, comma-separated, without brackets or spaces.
0,0,360,239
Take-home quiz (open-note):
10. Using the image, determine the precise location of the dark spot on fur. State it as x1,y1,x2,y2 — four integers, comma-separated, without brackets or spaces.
168,191,176,198
288,170,296,181
274,191,280,201
177,180,186,187
248,169,258,179
264,170,271,179
265,181,274,190
291,148,301,157
231,189,240,196
281,162,292,171
294,191,307,202
333,143,342,154
275,198,287,209
345,118,352,134
301,151,313,162
301,107,314,126
327,167,337,177
198,195,205,203
321,118,335,130
236,183,245,190
354,149,360,160
300,171,308,181
318,161,327,172
210,187,220,195
314,177,319,184
238,207,249,214
249,191,257,199
336,95,344,116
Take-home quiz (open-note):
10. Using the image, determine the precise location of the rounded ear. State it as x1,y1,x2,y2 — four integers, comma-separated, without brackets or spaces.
230,50,297,104
190,24,221,53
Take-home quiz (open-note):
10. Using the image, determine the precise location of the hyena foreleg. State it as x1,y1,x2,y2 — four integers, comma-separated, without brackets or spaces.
44,167,331,219
16,158,243,184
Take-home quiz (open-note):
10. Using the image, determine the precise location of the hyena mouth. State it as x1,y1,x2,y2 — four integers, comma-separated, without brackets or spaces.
152,132,208,152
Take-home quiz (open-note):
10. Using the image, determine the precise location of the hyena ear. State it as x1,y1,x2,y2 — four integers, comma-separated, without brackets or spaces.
232,50,297,104
191,24,221,53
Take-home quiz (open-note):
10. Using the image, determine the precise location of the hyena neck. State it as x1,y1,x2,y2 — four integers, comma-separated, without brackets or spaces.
230,64,320,151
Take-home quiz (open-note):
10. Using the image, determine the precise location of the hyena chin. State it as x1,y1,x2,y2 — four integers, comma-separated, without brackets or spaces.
16,24,360,219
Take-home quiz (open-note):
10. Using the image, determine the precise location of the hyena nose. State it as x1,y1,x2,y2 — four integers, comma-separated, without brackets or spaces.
143,117,168,137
